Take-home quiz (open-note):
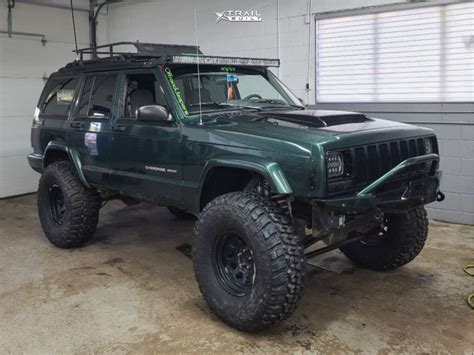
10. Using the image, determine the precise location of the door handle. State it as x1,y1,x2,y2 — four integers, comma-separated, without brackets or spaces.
112,124,126,132
70,121,83,129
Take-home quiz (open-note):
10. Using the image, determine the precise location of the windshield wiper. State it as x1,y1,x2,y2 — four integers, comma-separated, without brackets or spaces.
188,101,224,107
252,99,304,110
189,102,262,111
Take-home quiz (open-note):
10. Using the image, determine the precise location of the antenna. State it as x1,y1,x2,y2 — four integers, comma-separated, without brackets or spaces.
70,0,78,55
194,8,203,126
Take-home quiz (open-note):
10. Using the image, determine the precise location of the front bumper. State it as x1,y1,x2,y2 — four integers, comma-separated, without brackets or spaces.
315,154,444,211
27,153,43,174
311,154,443,236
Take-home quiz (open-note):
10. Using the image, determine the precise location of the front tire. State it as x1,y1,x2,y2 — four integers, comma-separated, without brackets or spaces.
340,207,428,271
37,161,101,248
192,192,305,331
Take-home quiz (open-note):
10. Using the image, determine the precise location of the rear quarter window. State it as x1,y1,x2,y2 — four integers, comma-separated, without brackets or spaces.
41,77,79,117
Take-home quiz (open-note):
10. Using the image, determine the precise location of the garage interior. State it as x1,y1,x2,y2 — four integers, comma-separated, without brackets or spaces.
0,0,473,352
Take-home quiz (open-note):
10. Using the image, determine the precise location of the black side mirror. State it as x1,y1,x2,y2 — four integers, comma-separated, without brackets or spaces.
136,105,172,122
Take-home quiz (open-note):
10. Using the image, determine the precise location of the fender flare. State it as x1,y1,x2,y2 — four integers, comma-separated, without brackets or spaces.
43,141,91,189
200,156,293,196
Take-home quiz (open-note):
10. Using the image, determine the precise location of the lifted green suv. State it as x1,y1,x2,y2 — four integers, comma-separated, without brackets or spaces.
28,42,444,331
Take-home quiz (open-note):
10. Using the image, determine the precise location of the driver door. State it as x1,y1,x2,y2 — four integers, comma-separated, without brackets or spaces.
109,70,183,204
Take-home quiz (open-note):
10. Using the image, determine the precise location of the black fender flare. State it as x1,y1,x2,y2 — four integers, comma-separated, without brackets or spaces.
43,141,91,189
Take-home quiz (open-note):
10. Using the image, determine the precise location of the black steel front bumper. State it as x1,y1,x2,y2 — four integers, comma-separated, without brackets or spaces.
311,154,443,237
315,154,444,212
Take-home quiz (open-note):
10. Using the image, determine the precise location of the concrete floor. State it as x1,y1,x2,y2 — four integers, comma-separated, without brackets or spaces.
0,194,473,353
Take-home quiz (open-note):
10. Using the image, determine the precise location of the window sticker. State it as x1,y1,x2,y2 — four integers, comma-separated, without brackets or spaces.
89,122,102,132
164,67,189,115
57,89,75,105
84,132,98,156
220,66,236,72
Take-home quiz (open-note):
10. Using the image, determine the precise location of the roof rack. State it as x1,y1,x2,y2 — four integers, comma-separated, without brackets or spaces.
73,41,202,61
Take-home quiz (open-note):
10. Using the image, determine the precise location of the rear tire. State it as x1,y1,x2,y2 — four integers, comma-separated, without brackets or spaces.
340,207,428,271
167,206,196,220
37,161,101,248
192,192,305,331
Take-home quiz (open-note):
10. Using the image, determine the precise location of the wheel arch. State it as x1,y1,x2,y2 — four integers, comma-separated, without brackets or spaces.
42,141,91,188
198,158,293,210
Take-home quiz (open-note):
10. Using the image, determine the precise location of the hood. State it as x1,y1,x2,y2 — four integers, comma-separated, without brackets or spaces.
196,109,433,155
206,109,413,137
252,109,405,133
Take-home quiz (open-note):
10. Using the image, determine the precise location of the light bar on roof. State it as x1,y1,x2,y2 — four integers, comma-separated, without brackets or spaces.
170,55,280,67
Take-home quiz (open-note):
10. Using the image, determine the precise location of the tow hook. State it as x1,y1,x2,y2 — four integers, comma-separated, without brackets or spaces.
436,191,445,202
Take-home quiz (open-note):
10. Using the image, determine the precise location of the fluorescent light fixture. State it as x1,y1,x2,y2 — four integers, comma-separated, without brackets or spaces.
170,55,280,67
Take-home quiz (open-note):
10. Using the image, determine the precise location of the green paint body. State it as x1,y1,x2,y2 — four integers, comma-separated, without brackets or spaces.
28,63,442,214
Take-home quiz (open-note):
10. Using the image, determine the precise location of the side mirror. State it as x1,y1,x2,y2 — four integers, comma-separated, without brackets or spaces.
136,105,172,122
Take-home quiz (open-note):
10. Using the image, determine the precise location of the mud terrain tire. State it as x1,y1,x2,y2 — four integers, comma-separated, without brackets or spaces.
192,192,305,331
340,207,428,271
37,161,101,248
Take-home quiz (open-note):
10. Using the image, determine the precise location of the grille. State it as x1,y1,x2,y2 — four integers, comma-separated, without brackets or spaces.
327,136,438,194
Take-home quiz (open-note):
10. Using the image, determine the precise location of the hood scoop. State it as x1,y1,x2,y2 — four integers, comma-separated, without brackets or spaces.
318,113,369,126
264,110,370,128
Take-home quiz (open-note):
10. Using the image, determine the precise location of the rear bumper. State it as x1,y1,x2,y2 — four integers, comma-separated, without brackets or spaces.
27,153,43,174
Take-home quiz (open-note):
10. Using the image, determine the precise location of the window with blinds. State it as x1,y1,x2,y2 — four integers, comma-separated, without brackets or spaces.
316,3,474,103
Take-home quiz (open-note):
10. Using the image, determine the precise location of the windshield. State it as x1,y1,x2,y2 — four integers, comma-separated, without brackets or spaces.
164,66,303,116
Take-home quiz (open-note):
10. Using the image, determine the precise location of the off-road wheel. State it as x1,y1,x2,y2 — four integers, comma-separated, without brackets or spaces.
340,207,428,271
37,160,101,248
192,192,305,331
167,206,195,220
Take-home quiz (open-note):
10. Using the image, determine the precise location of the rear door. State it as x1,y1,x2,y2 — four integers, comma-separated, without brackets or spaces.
109,69,183,204
68,72,120,188
37,75,80,153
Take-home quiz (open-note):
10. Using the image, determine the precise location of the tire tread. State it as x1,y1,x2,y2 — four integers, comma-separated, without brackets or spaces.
192,192,305,331
38,160,101,248
340,207,428,271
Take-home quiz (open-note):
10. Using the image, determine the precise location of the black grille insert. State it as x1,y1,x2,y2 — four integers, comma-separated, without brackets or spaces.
327,136,437,195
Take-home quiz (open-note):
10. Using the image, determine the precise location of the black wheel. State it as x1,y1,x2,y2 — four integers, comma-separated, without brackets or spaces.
340,207,428,271
167,206,196,220
37,160,101,248
192,192,305,331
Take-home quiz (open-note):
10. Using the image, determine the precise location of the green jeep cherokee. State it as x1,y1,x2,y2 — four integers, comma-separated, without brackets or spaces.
28,42,444,331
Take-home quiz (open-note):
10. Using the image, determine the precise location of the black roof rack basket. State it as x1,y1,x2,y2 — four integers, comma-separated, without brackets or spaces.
73,41,202,61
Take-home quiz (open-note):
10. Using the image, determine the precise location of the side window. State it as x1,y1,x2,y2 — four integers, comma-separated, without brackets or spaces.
41,77,79,117
123,73,167,119
78,74,118,118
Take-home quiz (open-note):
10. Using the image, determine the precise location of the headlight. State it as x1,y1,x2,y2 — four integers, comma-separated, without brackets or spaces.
327,152,344,178
424,138,433,154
